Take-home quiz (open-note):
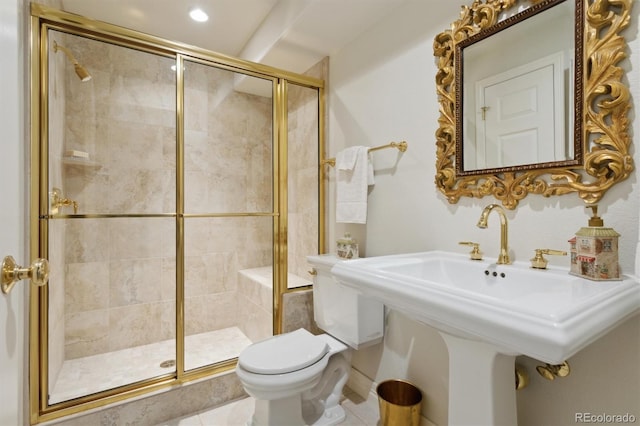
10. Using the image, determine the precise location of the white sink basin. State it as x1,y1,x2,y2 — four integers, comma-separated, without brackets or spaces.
332,250,640,425
331,250,640,364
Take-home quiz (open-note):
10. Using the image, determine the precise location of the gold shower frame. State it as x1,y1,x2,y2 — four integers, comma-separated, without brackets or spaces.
434,0,633,209
30,3,327,423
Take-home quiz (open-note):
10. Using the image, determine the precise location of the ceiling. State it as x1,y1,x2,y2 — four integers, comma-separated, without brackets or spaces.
57,0,411,76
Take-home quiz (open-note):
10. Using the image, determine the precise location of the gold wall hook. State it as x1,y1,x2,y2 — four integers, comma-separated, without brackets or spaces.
536,361,570,381
2,256,50,294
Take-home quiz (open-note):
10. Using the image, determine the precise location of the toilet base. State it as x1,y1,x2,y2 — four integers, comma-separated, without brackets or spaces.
302,399,346,426
250,396,305,426
248,397,346,426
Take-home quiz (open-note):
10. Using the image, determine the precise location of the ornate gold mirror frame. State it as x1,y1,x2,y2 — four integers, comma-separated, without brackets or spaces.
434,0,633,209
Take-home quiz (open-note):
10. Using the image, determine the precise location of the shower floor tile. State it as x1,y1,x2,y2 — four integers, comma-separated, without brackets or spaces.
49,327,252,404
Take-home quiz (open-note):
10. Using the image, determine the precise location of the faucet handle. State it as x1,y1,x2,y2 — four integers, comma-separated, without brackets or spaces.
530,249,567,269
50,187,79,215
459,241,483,261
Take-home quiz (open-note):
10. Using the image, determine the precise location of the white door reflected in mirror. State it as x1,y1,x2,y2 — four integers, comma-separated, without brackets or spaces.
470,52,568,170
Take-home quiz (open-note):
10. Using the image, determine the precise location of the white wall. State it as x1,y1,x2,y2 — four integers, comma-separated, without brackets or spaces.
0,0,27,425
328,2,640,425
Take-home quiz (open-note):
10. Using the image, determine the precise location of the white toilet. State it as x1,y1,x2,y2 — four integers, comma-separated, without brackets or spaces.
236,254,384,426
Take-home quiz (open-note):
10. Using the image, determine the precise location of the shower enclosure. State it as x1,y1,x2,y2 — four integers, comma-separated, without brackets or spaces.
30,4,325,423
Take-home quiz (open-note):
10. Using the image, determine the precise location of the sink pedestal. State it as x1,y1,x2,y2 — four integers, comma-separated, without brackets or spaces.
440,332,518,426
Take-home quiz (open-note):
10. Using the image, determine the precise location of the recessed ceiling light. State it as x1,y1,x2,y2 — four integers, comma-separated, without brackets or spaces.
189,8,209,22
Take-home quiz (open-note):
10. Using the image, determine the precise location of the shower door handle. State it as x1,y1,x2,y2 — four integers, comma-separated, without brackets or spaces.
1,255,49,294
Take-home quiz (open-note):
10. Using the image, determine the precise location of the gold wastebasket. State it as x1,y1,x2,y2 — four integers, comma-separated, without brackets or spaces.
377,379,423,426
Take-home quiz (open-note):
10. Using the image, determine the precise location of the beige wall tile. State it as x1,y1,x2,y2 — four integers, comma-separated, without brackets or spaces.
64,262,109,313
65,309,109,359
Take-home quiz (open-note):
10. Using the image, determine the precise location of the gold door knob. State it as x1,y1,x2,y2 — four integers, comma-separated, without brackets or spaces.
1,256,50,294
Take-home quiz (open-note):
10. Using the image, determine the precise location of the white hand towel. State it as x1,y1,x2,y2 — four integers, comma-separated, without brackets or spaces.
336,146,360,170
336,146,373,224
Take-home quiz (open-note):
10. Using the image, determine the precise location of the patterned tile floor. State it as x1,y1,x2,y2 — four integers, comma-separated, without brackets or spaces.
50,327,252,404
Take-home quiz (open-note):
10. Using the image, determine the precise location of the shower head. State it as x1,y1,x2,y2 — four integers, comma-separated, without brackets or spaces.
53,40,92,82
73,62,91,82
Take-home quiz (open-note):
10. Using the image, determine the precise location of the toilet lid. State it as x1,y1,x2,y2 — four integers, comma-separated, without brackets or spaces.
239,329,329,374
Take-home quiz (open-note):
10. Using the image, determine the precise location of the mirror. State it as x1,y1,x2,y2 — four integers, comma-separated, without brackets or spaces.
434,0,633,209
459,0,576,173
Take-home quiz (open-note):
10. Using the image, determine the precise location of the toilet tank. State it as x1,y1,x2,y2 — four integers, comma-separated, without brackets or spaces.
307,254,384,349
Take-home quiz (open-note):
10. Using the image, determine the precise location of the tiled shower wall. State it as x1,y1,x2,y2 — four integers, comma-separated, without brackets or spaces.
58,35,178,361
54,34,273,361
182,60,273,341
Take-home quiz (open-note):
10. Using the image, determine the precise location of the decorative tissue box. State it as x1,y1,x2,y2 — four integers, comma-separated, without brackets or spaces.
337,233,358,259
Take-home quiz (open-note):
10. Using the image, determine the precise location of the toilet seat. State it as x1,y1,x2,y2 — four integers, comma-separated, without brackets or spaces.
239,328,329,375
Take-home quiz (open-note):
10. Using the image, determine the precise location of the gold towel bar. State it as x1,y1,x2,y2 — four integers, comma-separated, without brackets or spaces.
322,141,408,167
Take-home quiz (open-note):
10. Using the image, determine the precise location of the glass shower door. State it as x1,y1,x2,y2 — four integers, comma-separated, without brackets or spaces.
286,81,321,287
182,58,276,371
46,30,178,403
36,10,324,415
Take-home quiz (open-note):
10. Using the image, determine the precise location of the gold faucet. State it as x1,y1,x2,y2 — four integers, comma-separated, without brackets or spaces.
50,187,79,214
477,204,511,264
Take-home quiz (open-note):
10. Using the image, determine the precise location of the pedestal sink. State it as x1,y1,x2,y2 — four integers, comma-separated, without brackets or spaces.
331,251,640,426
